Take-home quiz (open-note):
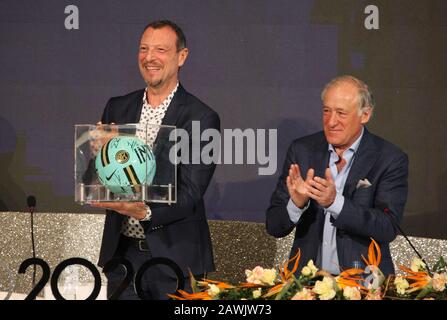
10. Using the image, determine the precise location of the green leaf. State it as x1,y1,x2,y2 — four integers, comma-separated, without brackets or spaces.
293,275,303,291
188,270,199,293
415,286,432,300
275,280,293,300
432,256,447,273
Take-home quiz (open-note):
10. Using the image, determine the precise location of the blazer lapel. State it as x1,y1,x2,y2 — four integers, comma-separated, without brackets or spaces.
310,133,330,221
152,84,188,159
343,128,380,197
311,132,330,179
128,90,144,124
134,84,186,126
160,84,187,127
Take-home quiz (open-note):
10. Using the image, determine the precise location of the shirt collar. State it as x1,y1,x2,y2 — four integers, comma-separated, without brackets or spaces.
328,126,365,154
142,82,179,109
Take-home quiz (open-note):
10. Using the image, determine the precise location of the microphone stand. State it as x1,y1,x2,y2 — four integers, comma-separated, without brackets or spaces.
383,207,433,276
29,206,36,287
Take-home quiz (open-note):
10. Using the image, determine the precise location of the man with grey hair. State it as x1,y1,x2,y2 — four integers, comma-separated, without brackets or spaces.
266,75,408,276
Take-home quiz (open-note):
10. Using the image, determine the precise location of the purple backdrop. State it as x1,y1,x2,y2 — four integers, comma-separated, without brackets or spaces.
1,0,446,238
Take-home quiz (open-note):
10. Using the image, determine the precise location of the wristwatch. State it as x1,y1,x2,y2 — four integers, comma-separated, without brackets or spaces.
139,204,152,221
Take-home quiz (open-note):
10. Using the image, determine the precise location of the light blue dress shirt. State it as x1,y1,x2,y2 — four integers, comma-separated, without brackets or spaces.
287,128,364,275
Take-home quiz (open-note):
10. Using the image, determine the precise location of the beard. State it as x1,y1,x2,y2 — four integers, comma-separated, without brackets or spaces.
140,61,164,88
146,78,163,88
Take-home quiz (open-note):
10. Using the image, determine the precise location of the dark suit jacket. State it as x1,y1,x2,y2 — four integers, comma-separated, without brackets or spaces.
97,84,220,277
266,128,408,276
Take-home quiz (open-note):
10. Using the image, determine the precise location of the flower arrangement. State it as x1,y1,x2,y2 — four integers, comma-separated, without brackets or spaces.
392,256,447,300
168,239,447,300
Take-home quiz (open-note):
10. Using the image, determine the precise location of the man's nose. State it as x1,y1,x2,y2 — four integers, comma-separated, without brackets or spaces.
144,52,152,61
143,49,154,61
328,112,338,127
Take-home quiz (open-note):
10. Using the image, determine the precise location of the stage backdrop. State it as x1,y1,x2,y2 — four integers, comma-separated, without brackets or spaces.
1,0,446,239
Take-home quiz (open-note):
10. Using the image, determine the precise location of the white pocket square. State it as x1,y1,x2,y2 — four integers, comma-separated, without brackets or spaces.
356,178,372,189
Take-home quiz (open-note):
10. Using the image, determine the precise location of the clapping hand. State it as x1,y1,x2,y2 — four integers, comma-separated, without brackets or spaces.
307,168,336,208
286,164,314,208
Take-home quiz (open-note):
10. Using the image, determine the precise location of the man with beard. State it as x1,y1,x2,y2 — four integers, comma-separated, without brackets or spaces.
91,20,219,300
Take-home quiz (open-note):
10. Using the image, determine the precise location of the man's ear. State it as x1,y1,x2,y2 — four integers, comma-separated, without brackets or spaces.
178,48,189,67
361,107,372,124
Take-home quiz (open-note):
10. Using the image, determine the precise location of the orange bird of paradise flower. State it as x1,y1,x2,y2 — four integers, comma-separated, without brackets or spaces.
337,238,382,291
398,266,431,293
167,278,234,300
361,238,382,267
263,249,301,298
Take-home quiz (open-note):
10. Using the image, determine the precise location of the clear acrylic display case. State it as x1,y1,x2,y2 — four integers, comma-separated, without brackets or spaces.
74,123,176,204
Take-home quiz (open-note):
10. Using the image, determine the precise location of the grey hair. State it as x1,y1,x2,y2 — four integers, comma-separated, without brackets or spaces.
321,75,375,115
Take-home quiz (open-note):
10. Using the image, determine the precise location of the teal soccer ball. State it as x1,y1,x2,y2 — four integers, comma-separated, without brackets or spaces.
95,136,156,195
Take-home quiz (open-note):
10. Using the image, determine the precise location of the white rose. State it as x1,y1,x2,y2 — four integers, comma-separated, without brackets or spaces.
245,266,265,284
302,266,311,277
343,286,362,300
261,268,277,286
252,288,262,299
410,258,426,272
319,290,336,300
312,277,336,300
432,272,447,292
394,276,409,295
292,288,315,300
307,260,318,277
302,260,318,278
207,284,220,297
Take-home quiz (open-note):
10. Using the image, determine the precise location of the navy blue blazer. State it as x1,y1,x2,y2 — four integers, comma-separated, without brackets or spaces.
97,84,219,277
266,128,408,276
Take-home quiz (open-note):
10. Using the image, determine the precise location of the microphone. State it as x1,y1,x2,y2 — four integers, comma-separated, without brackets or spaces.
26,195,37,287
27,195,36,212
377,201,432,276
